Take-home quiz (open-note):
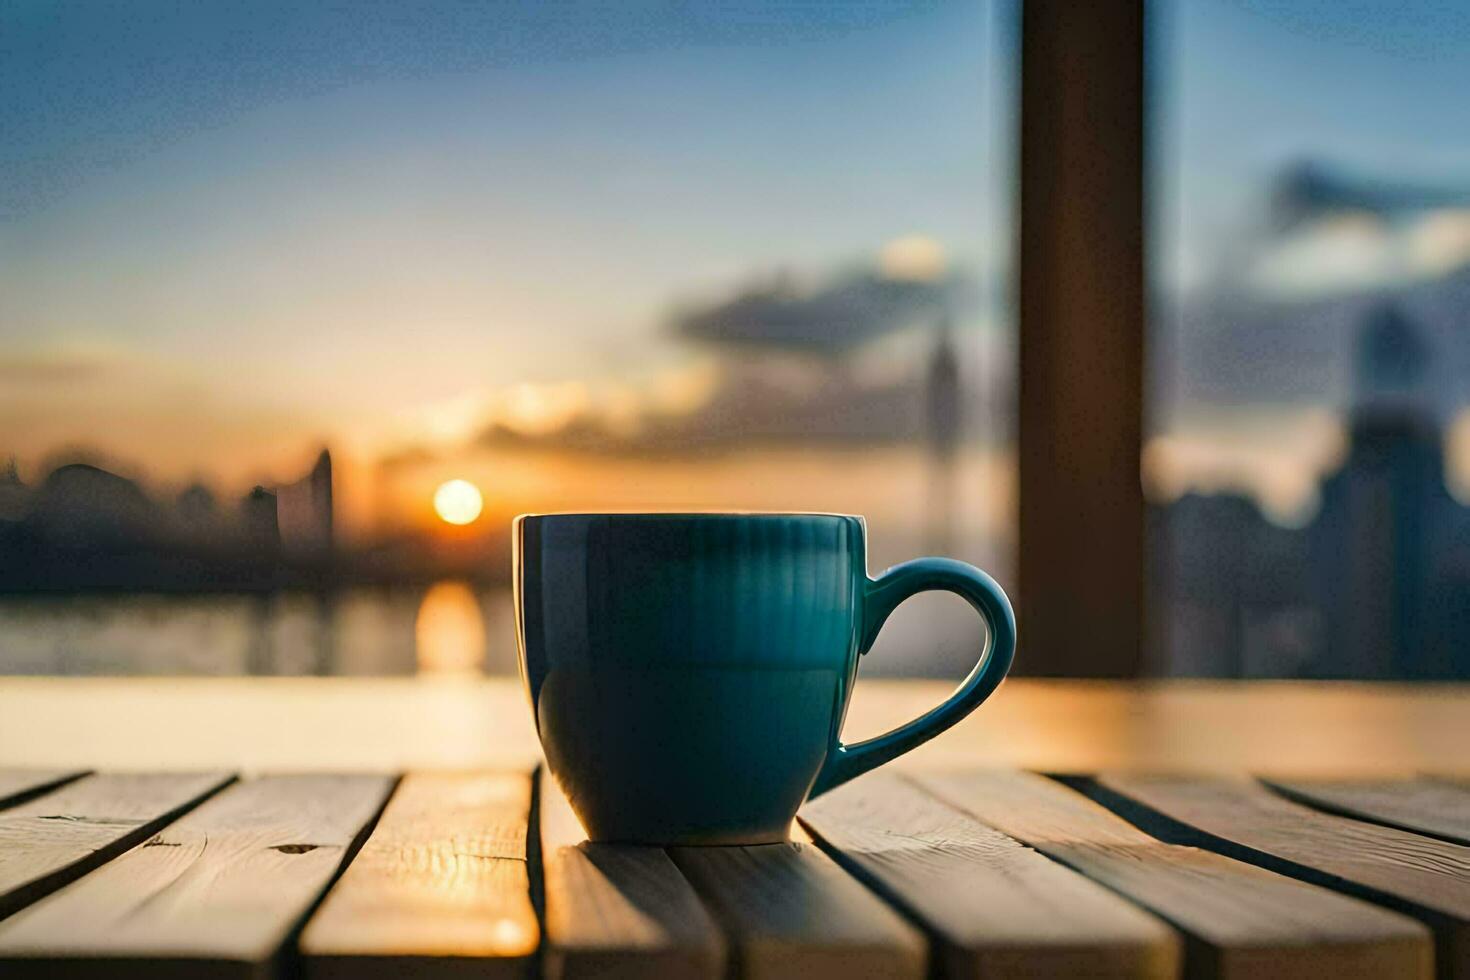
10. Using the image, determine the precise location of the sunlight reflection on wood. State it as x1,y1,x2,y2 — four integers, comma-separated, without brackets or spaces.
301,772,539,973
539,770,725,978
1,679,1467,776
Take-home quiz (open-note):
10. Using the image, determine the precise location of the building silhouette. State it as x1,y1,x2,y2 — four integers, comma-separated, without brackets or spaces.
0,449,338,592
1154,304,1470,678
277,448,334,562
925,316,962,554
1310,307,1470,677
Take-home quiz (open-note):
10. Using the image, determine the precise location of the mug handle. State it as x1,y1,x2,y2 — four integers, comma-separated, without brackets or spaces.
809,557,1016,797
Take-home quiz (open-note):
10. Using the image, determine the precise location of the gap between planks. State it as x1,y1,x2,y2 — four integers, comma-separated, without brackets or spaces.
670,820,927,980
1264,777,1470,847
539,770,724,980
0,771,233,923
0,772,392,980
801,771,1183,979
301,771,540,980
1089,773,1470,980
0,770,89,811
917,770,1430,980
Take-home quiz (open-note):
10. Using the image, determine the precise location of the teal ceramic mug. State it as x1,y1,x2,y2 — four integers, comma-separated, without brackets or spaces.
515,512,1015,844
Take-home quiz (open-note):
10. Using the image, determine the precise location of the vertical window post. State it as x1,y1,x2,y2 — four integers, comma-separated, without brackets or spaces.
1018,1,1146,676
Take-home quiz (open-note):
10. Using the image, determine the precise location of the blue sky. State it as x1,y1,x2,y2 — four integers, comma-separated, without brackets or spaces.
5,0,1470,489
1160,0,1470,289
0,1,1005,480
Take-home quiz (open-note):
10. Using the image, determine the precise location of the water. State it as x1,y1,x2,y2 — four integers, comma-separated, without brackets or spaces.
0,581,984,678
0,583,519,677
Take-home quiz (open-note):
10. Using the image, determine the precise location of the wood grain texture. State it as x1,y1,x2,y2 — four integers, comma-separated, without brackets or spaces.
1266,778,1470,846
0,773,392,980
0,771,231,922
0,770,86,810
917,771,1430,980
540,771,723,980
800,772,1179,979
670,824,926,980
1093,774,1470,979
300,772,540,979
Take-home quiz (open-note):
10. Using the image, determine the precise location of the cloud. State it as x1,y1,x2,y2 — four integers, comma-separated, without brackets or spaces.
672,264,969,353
879,234,949,282
1248,208,1470,299
470,331,1011,459
1409,211,1470,277
1270,160,1470,229
1245,162,1470,299
0,347,125,384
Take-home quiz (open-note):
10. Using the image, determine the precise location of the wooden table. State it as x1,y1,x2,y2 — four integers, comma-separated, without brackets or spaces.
1,677,1469,979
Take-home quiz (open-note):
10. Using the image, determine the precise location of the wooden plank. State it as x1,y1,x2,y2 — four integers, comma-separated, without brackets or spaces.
0,771,231,921
669,824,926,980
540,772,723,980
0,770,87,810
800,772,1179,979
1093,774,1470,978
299,772,539,979
1266,778,1470,846
918,771,1430,980
0,773,392,979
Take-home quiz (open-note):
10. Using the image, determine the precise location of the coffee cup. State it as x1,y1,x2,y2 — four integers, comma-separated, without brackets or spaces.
515,512,1015,844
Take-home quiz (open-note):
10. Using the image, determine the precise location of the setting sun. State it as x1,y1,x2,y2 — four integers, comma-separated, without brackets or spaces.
433,479,484,525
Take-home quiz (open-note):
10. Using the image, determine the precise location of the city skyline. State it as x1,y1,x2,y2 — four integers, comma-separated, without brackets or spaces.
7,1,1470,531
0,1,1007,512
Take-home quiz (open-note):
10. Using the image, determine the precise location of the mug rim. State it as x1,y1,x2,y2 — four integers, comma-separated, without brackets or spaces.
516,510,863,522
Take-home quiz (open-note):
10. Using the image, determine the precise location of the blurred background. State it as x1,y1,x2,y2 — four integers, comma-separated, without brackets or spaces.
2,0,1468,680
1147,0,1470,678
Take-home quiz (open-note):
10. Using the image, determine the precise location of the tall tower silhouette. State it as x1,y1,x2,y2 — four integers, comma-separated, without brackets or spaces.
0,456,26,521
1311,305,1448,677
308,448,334,556
276,447,335,563
925,316,961,554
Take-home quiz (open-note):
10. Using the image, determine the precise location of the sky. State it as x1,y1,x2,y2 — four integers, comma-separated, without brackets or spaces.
6,0,1470,536
1160,0,1470,293
1137,1,1470,522
0,0,1004,495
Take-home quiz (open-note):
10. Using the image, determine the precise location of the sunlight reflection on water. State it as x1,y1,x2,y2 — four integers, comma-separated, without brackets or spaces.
0,575,975,679
415,581,487,675
0,584,519,677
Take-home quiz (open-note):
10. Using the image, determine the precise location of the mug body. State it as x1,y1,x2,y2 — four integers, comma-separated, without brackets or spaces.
515,512,866,844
